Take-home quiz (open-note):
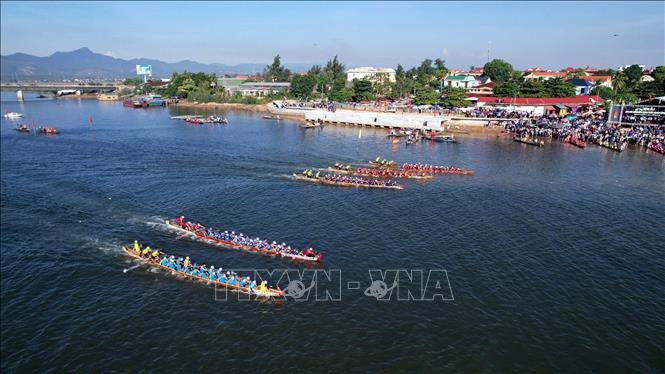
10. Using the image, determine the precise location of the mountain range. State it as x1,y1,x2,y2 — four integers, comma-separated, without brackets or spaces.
0,47,314,81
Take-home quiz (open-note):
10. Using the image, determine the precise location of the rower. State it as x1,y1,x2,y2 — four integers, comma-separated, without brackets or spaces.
151,249,160,260
183,256,191,268
133,240,141,253
302,169,308,176
258,280,268,292
142,246,150,258
307,170,313,178
160,256,169,266
315,171,320,178
304,248,315,257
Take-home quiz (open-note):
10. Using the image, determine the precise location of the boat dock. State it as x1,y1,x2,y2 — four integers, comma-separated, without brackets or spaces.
268,106,514,131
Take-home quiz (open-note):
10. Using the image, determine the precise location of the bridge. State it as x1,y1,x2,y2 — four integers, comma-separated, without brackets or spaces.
0,82,125,94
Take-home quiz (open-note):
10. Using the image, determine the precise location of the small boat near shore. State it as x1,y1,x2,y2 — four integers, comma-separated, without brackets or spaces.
425,134,458,143
599,141,625,152
4,112,23,119
165,218,323,263
38,127,59,135
302,121,324,129
122,245,283,297
565,135,586,149
15,124,30,133
293,173,404,190
263,115,281,120
647,142,665,155
514,136,544,147
406,136,420,145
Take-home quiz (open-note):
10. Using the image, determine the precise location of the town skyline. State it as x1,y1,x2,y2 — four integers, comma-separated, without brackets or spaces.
1,1,663,70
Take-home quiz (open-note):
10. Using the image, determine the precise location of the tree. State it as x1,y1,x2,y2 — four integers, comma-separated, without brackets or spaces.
483,59,514,83
371,72,392,98
337,87,354,102
263,54,291,82
614,92,638,103
634,81,665,99
352,79,375,102
324,55,346,101
544,78,575,97
494,81,520,97
395,64,407,98
290,74,316,100
520,79,547,97
123,77,142,86
176,77,197,97
413,83,438,105
622,64,643,88
440,87,467,107
652,66,665,83
590,86,614,100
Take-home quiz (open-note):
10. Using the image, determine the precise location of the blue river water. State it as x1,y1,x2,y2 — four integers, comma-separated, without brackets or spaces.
1,92,664,372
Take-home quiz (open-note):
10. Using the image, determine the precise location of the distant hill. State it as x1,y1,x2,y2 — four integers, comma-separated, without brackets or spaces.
0,47,313,81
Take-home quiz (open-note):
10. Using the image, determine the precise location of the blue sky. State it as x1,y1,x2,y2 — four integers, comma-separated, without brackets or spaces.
1,1,663,69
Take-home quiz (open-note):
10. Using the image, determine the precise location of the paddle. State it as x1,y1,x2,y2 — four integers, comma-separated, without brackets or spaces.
123,262,144,273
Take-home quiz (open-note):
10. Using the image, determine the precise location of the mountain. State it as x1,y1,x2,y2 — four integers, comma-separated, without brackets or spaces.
0,47,313,80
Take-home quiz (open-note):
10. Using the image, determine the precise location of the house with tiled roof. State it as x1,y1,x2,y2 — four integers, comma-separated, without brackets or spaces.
444,74,478,89
578,75,612,88
566,78,595,96
523,71,568,80
474,95,603,116
466,82,495,96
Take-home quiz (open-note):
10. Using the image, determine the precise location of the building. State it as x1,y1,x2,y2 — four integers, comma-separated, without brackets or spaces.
468,68,484,76
473,95,603,116
346,67,396,83
523,71,568,81
578,75,612,88
444,74,479,89
227,82,290,96
640,75,655,82
566,78,595,95
466,82,495,96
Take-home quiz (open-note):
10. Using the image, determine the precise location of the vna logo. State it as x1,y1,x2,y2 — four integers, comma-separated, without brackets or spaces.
365,270,454,301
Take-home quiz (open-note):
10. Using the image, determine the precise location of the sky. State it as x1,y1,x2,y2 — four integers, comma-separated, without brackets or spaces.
1,1,664,69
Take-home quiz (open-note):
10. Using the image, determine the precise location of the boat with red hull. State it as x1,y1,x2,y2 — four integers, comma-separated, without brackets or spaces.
165,218,324,263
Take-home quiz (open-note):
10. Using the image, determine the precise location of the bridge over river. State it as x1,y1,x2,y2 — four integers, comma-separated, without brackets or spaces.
0,82,126,95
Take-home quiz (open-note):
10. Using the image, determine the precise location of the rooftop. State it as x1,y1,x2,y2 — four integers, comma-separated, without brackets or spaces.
477,95,603,106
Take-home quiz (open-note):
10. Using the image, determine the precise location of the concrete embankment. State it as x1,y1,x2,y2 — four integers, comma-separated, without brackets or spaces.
170,101,503,133
268,106,502,133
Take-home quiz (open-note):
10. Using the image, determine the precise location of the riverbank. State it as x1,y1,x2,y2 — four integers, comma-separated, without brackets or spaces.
170,100,504,133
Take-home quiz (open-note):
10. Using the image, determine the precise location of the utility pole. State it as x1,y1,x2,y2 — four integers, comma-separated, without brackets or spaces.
487,41,491,63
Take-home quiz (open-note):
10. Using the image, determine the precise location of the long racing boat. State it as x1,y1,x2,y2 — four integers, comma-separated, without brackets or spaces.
368,160,474,175
513,136,544,147
122,245,283,297
326,167,433,180
165,219,324,263
293,173,404,190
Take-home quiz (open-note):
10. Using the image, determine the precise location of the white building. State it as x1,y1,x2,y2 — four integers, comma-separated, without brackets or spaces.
227,82,290,96
443,74,479,89
346,67,396,83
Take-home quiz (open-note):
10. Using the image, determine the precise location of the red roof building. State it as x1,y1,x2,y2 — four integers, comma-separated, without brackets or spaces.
476,95,602,106
466,82,495,96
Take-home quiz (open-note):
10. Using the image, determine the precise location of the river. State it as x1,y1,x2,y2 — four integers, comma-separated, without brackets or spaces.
1,92,664,372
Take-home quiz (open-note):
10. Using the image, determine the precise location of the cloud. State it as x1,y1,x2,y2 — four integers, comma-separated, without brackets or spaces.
443,48,449,56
